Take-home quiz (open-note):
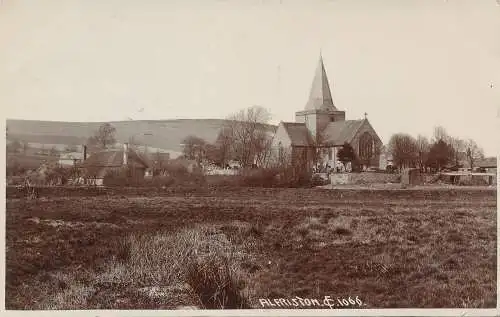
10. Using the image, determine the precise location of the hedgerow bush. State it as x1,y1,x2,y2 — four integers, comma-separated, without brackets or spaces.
234,167,313,188
103,163,206,188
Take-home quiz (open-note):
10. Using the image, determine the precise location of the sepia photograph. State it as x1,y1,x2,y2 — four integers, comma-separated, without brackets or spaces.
2,0,499,315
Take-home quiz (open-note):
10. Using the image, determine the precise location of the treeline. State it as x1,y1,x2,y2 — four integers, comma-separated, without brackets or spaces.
388,126,484,172
181,105,273,168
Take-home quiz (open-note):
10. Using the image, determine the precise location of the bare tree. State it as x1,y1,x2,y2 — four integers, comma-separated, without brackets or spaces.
465,139,484,170
88,123,117,150
415,135,430,172
209,127,234,167
448,136,466,166
432,126,465,167
182,135,207,162
225,105,272,167
266,142,293,169
388,133,418,170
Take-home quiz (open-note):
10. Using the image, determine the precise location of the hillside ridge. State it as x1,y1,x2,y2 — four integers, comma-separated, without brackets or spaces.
6,118,277,153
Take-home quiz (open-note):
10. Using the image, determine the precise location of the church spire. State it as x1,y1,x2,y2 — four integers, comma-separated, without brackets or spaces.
305,54,336,111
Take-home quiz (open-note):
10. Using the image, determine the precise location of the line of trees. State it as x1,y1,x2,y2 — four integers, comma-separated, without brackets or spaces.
181,105,273,168
387,126,484,172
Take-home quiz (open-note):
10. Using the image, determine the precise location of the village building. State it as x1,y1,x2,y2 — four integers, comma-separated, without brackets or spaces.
79,143,149,185
270,55,383,171
476,157,497,174
58,152,85,167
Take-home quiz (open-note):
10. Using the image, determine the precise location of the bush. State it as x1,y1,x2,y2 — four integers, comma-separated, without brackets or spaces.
238,168,279,187
236,167,312,188
100,227,250,309
186,255,249,309
102,168,145,187
103,164,207,188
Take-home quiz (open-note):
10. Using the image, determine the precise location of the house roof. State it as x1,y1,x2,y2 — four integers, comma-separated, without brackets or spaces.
281,122,314,146
321,119,366,146
81,148,149,168
476,157,497,168
305,55,337,111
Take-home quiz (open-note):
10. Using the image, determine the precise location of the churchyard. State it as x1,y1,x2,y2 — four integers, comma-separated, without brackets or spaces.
6,185,496,309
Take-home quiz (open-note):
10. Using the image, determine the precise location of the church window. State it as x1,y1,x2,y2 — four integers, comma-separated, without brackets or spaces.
358,132,374,162
328,148,332,160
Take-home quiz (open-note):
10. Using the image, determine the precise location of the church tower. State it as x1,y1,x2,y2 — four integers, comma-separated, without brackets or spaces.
295,55,346,143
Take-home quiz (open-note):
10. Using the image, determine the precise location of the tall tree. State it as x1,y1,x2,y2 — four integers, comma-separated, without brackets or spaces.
448,136,466,166
388,133,418,170
209,127,234,166
432,126,465,166
224,105,272,167
427,139,454,171
88,123,117,150
465,139,484,170
415,135,430,172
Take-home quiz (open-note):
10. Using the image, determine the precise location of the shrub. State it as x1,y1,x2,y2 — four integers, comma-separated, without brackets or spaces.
103,168,145,187
186,255,249,309
238,168,279,187
103,164,207,188
161,161,189,177
99,227,251,309
236,167,312,188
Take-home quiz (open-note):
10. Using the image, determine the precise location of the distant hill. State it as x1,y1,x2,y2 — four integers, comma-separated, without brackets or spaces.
6,119,277,153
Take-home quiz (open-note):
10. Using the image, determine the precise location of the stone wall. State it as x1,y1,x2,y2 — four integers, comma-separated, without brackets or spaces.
330,172,399,185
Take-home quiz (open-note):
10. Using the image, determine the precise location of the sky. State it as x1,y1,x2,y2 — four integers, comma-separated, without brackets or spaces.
1,0,499,156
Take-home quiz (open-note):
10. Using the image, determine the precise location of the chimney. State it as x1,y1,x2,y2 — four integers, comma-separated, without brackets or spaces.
83,145,87,161
123,143,128,166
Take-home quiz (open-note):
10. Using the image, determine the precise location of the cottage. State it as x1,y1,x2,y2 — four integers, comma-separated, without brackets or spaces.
269,55,383,171
79,143,149,185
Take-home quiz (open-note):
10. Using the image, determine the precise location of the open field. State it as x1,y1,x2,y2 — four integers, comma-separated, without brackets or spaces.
5,187,497,309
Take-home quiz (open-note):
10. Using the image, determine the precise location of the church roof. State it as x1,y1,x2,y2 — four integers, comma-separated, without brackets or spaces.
321,120,366,146
281,122,314,146
305,55,337,111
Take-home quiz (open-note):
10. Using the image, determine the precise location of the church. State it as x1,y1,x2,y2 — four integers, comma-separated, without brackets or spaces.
270,55,383,171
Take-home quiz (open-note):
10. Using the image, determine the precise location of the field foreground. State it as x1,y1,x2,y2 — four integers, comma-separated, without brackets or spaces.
6,187,497,309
